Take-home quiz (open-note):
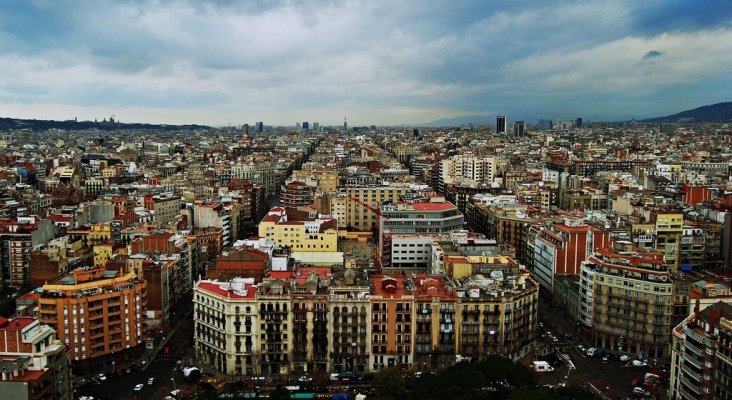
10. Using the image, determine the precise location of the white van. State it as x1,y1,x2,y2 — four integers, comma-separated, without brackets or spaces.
532,361,555,372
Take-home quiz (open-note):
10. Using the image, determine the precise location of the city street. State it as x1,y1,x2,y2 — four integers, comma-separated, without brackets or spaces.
536,298,666,400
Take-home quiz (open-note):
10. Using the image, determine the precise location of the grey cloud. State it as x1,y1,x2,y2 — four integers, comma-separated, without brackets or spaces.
642,50,664,60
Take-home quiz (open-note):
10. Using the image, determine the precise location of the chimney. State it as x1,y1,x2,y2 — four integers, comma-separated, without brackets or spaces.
694,299,701,316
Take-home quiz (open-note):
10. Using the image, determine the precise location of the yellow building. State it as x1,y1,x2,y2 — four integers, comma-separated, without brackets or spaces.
656,212,683,269
88,223,112,246
343,184,412,231
259,207,338,252
93,243,113,267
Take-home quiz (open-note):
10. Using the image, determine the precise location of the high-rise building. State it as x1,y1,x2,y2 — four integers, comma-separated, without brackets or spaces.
575,117,583,128
38,266,146,369
344,117,348,131
670,301,732,400
256,122,264,133
579,247,674,359
496,115,507,134
513,121,525,137
302,122,309,130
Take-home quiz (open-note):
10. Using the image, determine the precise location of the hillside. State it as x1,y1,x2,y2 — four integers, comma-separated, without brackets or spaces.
0,117,210,132
647,101,732,123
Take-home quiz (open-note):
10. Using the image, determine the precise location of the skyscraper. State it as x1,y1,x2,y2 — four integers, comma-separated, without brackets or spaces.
256,122,264,132
575,117,583,128
343,117,348,131
302,121,309,130
496,115,507,134
513,120,525,137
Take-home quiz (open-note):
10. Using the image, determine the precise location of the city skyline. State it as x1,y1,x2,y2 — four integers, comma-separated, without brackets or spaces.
1,0,731,126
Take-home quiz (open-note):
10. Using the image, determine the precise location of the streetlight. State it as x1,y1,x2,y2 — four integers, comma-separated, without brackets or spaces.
171,377,177,390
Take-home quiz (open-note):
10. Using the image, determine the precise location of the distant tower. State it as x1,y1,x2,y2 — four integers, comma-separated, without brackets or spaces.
496,115,507,134
576,117,583,128
243,124,250,135
302,122,309,130
256,122,264,132
513,121,525,137
344,117,348,131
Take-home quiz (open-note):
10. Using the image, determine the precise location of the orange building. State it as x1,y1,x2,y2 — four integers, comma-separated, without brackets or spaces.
38,266,146,373
370,276,415,370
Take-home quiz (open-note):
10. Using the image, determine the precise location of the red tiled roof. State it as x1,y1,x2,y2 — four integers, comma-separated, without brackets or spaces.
49,214,73,222
197,281,256,299
409,201,455,211
262,214,281,223
269,271,293,280
2,316,35,331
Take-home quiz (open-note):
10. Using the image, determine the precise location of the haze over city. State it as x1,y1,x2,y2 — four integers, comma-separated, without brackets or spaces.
1,0,732,126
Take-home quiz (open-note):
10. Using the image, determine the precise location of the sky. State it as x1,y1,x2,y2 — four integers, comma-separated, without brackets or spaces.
1,0,731,126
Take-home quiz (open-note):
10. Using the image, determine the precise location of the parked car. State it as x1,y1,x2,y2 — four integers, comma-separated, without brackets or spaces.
298,376,313,383
602,356,609,365
620,355,631,362
96,373,107,382
632,360,648,367
133,384,144,392
632,386,651,398
586,347,596,356
147,377,157,385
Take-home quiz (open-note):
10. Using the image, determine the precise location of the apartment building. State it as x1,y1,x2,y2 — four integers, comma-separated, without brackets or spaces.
258,207,337,252
0,316,71,400
342,183,412,231
439,155,497,194
194,278,259,375
379,198,464,271
37,266,146,372
670,301,732,400
656,212,683,270
143,193,181,227
256,280,293,375
533,215,610,293
578,247,674,358
329,270,371,373
291,268,330,373
279,181,316,209
370,276,415,370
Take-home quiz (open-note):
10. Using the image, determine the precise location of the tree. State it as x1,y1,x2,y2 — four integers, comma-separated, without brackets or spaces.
373,366,406,400
269,385,291,400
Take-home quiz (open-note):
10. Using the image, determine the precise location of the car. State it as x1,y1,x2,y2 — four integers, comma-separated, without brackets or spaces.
620,355,631,362
298,376,313,383
586,347,596,356
632,360,648,367
632,386,651,398
602,356,609,365
134,384,144,392
96,373,107,382
147,377,157,385
578,345,586,353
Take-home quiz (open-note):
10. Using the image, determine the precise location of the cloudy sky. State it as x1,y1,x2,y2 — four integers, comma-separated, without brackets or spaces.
1,0,731,126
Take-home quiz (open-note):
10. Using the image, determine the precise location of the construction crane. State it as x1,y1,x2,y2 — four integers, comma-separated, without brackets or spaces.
348,195,391,273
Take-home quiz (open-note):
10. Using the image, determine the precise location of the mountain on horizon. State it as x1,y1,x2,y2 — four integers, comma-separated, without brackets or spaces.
645,101,732,123
0,116,211,132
